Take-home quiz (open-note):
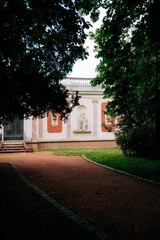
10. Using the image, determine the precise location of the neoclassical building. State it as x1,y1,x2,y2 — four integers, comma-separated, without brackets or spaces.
0,78,117,151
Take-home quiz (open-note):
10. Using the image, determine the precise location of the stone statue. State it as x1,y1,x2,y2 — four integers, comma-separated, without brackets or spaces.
79,113,88,131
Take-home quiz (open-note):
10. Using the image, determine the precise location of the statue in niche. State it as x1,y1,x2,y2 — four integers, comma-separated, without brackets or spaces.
79,113,88,131
52,114,58,127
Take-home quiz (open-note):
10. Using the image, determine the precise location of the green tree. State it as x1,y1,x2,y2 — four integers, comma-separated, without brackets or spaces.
0,0,90,124
80,0,160,159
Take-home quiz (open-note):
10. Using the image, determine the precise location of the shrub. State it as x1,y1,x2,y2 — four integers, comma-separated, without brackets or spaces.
115,125,154,158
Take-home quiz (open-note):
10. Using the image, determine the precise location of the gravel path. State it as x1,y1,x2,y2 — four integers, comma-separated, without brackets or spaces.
0,152,160,240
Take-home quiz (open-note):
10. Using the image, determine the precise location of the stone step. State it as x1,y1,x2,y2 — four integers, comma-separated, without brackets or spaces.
2,141,24,145
0,149,26,153
1,142,25,148
0,141,33,153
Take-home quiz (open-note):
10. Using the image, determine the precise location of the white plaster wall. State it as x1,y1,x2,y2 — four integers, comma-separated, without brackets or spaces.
42,115,67,141
24,90,115,142
25,118,32,141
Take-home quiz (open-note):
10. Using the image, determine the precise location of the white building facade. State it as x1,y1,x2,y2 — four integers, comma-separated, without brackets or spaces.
0,78,117,150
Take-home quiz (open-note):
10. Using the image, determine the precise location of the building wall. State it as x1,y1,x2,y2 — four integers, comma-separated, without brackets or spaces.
23,77,117,148
25,100,115,143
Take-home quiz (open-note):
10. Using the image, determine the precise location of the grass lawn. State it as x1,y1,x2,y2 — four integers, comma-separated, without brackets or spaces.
50,148,160,183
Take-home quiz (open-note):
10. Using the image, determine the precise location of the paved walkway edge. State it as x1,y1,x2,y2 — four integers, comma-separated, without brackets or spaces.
81,155,160,187
9,162,112,240
53,152,160,187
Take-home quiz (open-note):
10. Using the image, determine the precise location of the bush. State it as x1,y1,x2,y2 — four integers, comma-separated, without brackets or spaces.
115,125,154,158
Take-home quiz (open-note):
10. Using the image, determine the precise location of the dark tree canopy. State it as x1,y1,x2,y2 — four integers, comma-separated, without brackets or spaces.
80,0,160,159
0,0,90,124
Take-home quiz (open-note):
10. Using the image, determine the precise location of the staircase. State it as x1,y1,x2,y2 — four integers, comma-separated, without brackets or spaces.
0,141,33,153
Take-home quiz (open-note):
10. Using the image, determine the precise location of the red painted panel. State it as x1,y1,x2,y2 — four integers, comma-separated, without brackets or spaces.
47,112,62,133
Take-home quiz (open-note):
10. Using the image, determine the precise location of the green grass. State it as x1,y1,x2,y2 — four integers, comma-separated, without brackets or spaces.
50,148,160,183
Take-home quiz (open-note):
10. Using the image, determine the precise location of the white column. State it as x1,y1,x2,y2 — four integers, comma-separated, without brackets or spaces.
32,118,37,141
38,118,43,140
66,115,71,139
92,99,98,138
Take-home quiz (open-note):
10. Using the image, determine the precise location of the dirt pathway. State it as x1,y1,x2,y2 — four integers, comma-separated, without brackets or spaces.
0,152,160,240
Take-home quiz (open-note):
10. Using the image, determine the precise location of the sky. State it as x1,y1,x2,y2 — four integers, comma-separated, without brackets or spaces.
68,10,105,78
68,37,99,78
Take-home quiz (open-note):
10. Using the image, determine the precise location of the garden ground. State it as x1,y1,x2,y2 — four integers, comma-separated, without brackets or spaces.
0,152,160,240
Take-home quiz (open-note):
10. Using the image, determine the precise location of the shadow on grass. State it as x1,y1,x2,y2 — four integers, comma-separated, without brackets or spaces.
0,163,100,240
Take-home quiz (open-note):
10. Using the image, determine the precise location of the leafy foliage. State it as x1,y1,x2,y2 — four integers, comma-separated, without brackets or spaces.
115,125,154,158
0,0,90,124
81,0,160,159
